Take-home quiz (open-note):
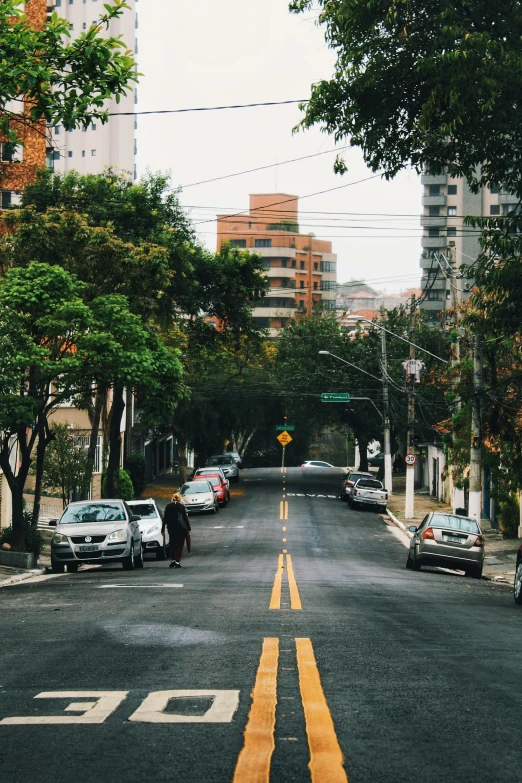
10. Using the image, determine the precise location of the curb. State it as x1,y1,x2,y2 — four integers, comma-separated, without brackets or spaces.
386,509,413,538
0,567,46,588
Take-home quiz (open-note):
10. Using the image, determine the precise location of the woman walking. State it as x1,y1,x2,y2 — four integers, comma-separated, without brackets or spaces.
161,492,191,568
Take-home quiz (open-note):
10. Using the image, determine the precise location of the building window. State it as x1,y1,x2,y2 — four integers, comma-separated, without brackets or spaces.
300,260,305,270
428,228,440,237
92,124,97,131
427,270,438,280
428,291,441,301
82,22,86,29
313,281,318,290
428,185,440,196
291,259,296,268
248,222,252,229
299,300,305,308
1,142,23,162
55,0,62,5
68,151,73,158
428,206,440,216
322,300,337,310
490,205,500,216
1,191,22,209
229,239,246,248
254,238,272,248
300,281,305,289
320,281,337,291
82,150,86,157
447,227,457,237
447,206,457,216
281,259,288,268
320,261,336,272
91,150,96,156
54,126,61,135
447,184,457,195
313,262,318,271
490,184,501,195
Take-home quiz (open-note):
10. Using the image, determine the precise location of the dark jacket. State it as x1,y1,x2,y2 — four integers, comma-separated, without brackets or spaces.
162,501,191,544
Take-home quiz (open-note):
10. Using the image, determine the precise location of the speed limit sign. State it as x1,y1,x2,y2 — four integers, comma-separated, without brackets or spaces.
405,453,417,466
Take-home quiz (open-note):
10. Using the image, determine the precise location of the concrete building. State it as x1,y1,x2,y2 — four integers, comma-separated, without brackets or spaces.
419,173,501,321
217,194,337,333
47,0,137,179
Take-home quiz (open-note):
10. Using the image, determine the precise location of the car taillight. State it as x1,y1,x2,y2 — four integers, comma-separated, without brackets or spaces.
422,527,435,540
348,481,354,486
474,535,484,548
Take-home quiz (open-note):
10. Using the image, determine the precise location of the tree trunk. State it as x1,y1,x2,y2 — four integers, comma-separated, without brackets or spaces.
81,385,106,500
177,430,188,485
10,479,26,551
32,423,53,527
355,430,369,472
105,383,125,498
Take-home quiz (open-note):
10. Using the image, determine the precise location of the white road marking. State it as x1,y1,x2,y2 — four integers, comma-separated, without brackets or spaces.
97,584,183,589
2,564,102,588
385,524,410,549
128,690,240,724
0,691,128,725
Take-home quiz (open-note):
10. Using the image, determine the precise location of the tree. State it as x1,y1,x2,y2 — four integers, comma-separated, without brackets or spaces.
0,0,137,150
39,423,90,507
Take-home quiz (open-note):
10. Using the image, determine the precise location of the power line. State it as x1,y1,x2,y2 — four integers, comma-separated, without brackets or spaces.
108,99,310,117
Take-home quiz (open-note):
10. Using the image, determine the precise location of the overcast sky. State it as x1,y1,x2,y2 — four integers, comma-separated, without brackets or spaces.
136,0,422,292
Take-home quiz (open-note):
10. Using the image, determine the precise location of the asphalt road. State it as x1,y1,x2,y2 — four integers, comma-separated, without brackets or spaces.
0,467,520,783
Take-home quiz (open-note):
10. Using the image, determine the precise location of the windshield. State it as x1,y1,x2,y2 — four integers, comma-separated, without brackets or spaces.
431,514,480,534
208,456,234,466
128,503,157,520
60,502,125,524
356,480,383,489
182,483,211,495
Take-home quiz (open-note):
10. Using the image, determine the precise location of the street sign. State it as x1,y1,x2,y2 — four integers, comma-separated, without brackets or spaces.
276,425,295,431
405,453,417,466
321,393,351,403
277,431,293,446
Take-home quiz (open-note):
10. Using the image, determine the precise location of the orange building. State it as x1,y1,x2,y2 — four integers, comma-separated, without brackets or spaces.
0,0,47,214
217,194,337,331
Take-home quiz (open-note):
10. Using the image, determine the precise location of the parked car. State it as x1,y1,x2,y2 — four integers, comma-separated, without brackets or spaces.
367,452,384,467
340,470,372,502
206,454,239,483
406,512,484,578
227,451,242,468
301,460,335,468
350,478,387,512
193,473,228,506
180,480,219,514
127,498,168,560
50,500,144,573
193,466,230,496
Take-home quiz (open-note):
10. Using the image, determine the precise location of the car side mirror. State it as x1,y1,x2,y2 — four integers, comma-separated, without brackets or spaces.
131,514,141,522
408,526,417,533
49,519,58,527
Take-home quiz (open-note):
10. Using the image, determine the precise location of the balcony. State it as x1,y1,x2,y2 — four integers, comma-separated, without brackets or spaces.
498,193,518,206
266,266,296,279
247,246,297,259
420,215,447,228
421,174,447,186
422,195,447,207
422,277,446,291
421,236,447,249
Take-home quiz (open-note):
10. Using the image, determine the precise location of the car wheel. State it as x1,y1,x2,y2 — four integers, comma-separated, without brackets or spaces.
212,503,218,514
412,552,422,571
156,541,167,560
405,552,414,570
122,541,135,570
135,546,144,569
67,563,79,573
514,563,522,604
51,562,65,574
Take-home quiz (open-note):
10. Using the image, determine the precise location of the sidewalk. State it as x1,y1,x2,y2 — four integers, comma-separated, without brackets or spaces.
386,474,519,584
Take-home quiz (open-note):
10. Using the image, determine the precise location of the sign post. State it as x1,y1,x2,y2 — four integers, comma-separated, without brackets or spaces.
277,430,293,471
405,453,417,519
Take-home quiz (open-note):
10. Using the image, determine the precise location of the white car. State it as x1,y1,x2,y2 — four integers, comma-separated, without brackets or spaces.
127,498,168,560
301,460,335,468
181,480,219,514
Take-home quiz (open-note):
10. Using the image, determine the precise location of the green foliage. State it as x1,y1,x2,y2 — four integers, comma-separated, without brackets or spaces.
102,469,134,501
0,1,137,150
0,512,43,558
125,454,146,498
498,495,519,539
39,423,90,506
266,221,300,233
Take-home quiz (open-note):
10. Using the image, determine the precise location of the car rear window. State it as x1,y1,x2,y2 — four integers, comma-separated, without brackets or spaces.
430,514,480,534
349,473,370,483
196,476,219,486
356,480,383,489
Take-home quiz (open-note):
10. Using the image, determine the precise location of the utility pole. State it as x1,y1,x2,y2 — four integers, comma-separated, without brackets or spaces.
405,295,416,519
469,333,482,522
381,326,393,494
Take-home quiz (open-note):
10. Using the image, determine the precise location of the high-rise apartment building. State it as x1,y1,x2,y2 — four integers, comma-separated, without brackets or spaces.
47,0,137,178
419,174,501,320
217,194,337,332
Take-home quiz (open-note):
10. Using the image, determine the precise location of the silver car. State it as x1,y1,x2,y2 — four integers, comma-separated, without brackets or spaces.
340,470,373,502
193,466,230,497
406,512,484,578
127,498,169,560
206,454,239,483
181,480,219,514
50,500,144,573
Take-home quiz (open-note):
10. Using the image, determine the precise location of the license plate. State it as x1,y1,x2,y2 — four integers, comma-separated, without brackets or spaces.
444,535,463,544
78,545,99,552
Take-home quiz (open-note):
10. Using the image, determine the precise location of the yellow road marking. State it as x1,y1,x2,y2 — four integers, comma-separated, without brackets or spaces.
282,538,287,543
269,554,284,610
285,554,302,611
282,526,286,531
295,638,348,783
233,638,279,783
283,501,289,520
279,501,284,520
283,549,287,553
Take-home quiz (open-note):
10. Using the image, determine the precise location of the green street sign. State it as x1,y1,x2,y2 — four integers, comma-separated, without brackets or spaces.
276,425,295,431
321,393,351,403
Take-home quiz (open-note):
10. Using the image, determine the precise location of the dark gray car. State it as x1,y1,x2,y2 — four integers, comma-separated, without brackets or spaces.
406,512,484,578
50,500,144,573
206,454,239,483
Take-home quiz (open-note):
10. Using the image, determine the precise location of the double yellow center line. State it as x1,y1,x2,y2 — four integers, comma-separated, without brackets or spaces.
233,637,348,783
279,500,288,520
269,553,301,610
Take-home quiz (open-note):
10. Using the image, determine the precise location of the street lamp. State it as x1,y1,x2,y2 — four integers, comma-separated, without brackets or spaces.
319,350,392,493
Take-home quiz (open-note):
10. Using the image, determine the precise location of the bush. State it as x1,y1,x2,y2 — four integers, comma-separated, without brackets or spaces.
498,495,519,539
125,454,146,498
102,469,134,501
0,512,44,559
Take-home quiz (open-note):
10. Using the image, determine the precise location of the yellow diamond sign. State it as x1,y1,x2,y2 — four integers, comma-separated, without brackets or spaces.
277,431,293,446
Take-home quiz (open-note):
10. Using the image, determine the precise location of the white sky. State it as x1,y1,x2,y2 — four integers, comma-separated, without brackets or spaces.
136,0,422,293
